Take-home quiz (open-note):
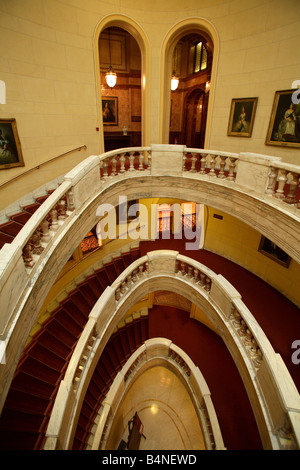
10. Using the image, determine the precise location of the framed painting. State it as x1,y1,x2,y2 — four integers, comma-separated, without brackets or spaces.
258,236,291,268
265,89,300,148
227,97,258,137
117,199,138,224
102,96,118,126
0,118,24,169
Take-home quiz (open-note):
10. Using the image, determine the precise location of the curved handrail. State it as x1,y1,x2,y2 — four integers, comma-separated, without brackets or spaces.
0,144,87,190
89,339,225,450
43,250,300,450
1,144,300,415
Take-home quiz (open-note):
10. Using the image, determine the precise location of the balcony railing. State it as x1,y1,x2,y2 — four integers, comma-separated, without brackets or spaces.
0,144,300,417
43,250,300,450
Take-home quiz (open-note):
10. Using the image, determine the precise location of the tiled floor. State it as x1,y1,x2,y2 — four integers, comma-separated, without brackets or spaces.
106,366,205,450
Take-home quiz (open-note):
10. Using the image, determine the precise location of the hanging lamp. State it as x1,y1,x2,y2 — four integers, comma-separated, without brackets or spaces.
105,28,117,88
171,46,179,91
171,74,179,91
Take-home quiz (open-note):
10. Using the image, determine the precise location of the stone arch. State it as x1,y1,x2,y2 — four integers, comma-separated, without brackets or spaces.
43,251,300,450
92,338,225,450
93,14,150,149
159,17,219,145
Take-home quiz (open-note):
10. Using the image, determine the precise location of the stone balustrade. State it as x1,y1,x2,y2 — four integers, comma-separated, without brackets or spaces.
100,147,151,179
42,250,300,451
0,180,75,337
63,339,225,451
175,255,213,292
266,161,300,207
183,148,239,181
0,144,299,426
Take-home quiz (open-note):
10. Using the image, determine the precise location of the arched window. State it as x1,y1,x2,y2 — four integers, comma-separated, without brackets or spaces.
191,41,208,74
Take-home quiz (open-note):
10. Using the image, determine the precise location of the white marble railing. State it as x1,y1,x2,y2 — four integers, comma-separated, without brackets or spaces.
100,147,151,179
88,339,225,451
0,144,300,416
183,148,300,210
43,250,300,451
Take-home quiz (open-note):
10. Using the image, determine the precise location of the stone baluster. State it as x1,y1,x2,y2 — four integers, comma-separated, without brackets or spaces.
111,156,117,176
41,219,51,243
182,154,187,172
49,208,59,232
67,188,75,211
187,265,193,278
31,230,44,255
146,152,151,169
129,152,135,171
274,169,288,199
284,172,299,204
180,261,186,276
209,154,217,176
204,276,211,291
22,243,35,268
115,287,121,301
218,155,227,179
227,157,237,181
120,281,127,294
190,153,197,173
119,153,126,173
138,152,144,170
199,153,207,174
266,166,278,195
126,273,133,288
199,272,206,286
57,199,67,220
102,159,108,179
132,269,138,282
193,268,199,282
138,264,144,277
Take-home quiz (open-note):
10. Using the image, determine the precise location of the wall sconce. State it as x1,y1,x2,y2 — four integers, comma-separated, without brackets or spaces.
105,28,117,88
205,81,211,92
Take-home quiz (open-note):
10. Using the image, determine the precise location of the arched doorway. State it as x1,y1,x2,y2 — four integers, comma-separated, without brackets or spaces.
183,88,206,148
99,26,142,151
169,33,212,148
160,18,219,147
94,16,150,152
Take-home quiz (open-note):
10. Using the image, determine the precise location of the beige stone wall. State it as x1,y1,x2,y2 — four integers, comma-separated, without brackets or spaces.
0,0,300,207
204,206,300,307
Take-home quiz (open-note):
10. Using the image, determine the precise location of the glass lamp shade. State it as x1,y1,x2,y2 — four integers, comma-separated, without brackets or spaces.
171,75,179,91
106,67,117,88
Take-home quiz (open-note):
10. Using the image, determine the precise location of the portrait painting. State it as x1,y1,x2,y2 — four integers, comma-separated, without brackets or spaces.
102,97,118,126
227,97,258,137
0,118,24,169
265,89,300,148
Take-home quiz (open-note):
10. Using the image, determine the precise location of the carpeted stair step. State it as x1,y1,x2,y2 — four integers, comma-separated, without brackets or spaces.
0,247,141,450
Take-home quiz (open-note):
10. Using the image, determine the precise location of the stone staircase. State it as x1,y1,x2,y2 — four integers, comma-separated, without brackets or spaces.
0,245,143,450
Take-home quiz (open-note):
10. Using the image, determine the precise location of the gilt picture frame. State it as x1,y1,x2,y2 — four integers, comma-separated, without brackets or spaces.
102,96,118,126
265,89,300,148
0,118,24,169
227,97,258,137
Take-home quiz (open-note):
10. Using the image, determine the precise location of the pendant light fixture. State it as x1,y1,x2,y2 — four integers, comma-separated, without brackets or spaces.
171,74,179,91
171,46,179,91
105,28,117,88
